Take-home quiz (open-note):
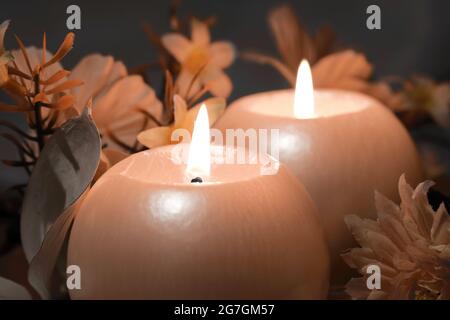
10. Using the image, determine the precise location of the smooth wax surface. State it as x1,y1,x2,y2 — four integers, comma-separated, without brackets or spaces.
215,89,424,284
68,145,330,299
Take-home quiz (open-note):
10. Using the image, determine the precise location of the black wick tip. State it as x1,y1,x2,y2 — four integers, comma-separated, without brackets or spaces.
190,177,203,183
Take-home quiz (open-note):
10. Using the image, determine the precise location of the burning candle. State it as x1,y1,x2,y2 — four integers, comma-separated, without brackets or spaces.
215,60,424,284
67,105,330,299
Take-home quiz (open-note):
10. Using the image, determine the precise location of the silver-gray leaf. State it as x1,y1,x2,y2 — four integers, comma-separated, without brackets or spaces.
20,108,100,262
0,276,31,300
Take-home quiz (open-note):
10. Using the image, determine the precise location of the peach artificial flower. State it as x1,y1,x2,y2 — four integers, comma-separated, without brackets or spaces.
342,174,450,300
396,76,450,129
94,147,128,182
137,94,225,148
243,5,401,110
11,47,66,94
311,50,404,109
162,19,235,99
66,54,163,148
11,50,163,150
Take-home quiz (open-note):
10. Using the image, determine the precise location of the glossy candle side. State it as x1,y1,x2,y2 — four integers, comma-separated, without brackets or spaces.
215,89,424,284
67,146,330,299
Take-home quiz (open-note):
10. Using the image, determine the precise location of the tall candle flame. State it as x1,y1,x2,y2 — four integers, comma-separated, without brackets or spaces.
294,59,315,118
186,104,211,179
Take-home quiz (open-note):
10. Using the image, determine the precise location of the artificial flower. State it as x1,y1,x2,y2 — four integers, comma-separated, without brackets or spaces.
137,94,225,148
342,174,450,300
11,47,67,93
243,5,400,109
8,32,82,115
162,18,235,99
11,50,163,150
394,76,450,129
0,20,12,86
66,54,163,149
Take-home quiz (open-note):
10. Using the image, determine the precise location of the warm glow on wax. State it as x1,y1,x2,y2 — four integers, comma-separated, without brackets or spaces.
186,104,211,179
294,59,315,118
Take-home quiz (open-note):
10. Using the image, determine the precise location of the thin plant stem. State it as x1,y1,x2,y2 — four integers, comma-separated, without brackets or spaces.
33,74,45,151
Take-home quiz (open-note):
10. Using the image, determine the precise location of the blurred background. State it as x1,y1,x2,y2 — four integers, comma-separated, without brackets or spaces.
1,0,450,91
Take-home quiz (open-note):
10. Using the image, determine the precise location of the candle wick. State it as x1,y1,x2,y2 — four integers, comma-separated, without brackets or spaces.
190,177,203,183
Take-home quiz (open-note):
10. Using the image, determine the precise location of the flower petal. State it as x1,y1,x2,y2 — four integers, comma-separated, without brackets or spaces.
182,97,226,133
137,126,171,149
431,83,450,128
173,94,188,127
202,67,233,98
312,50,373,91
209,41,235,68
175,68,202,99
89,74,162,150
93,75,162,131
69,54,124,112
93,60,127,100
375,190,401,219
365,230,401,264
161,33,192,63
268,5,316,70
378,212,413,250
12,47,62,91
191,19,210,46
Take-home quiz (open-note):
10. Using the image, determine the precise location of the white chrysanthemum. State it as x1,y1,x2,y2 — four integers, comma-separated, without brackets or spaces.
343,174,450,300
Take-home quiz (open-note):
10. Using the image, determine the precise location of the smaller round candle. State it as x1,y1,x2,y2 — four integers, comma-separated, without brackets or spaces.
67,106,330,299
215,61,424,284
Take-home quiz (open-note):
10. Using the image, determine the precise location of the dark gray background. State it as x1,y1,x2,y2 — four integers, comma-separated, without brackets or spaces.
1,0,450,189
2,0,450,95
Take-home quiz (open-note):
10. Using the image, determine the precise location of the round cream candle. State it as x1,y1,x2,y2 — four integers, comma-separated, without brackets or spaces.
67,106,330,299
215,61,424,284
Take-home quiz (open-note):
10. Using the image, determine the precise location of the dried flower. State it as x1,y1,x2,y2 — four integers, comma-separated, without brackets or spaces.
342,174,450,300
66,54,163,150
243,5,399,109
162,18,235,99
12,52,164,152
0,28,82,177
394,76,450,129
8,42,81,154
137,94,225,148
10,46,68,95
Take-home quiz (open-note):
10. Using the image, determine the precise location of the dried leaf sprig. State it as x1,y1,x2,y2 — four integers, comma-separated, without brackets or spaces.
387,76,450,130
0,21,83,175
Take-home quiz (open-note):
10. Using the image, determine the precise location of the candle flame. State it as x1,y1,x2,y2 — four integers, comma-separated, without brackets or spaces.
294,59,315,118
186,104,211,179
